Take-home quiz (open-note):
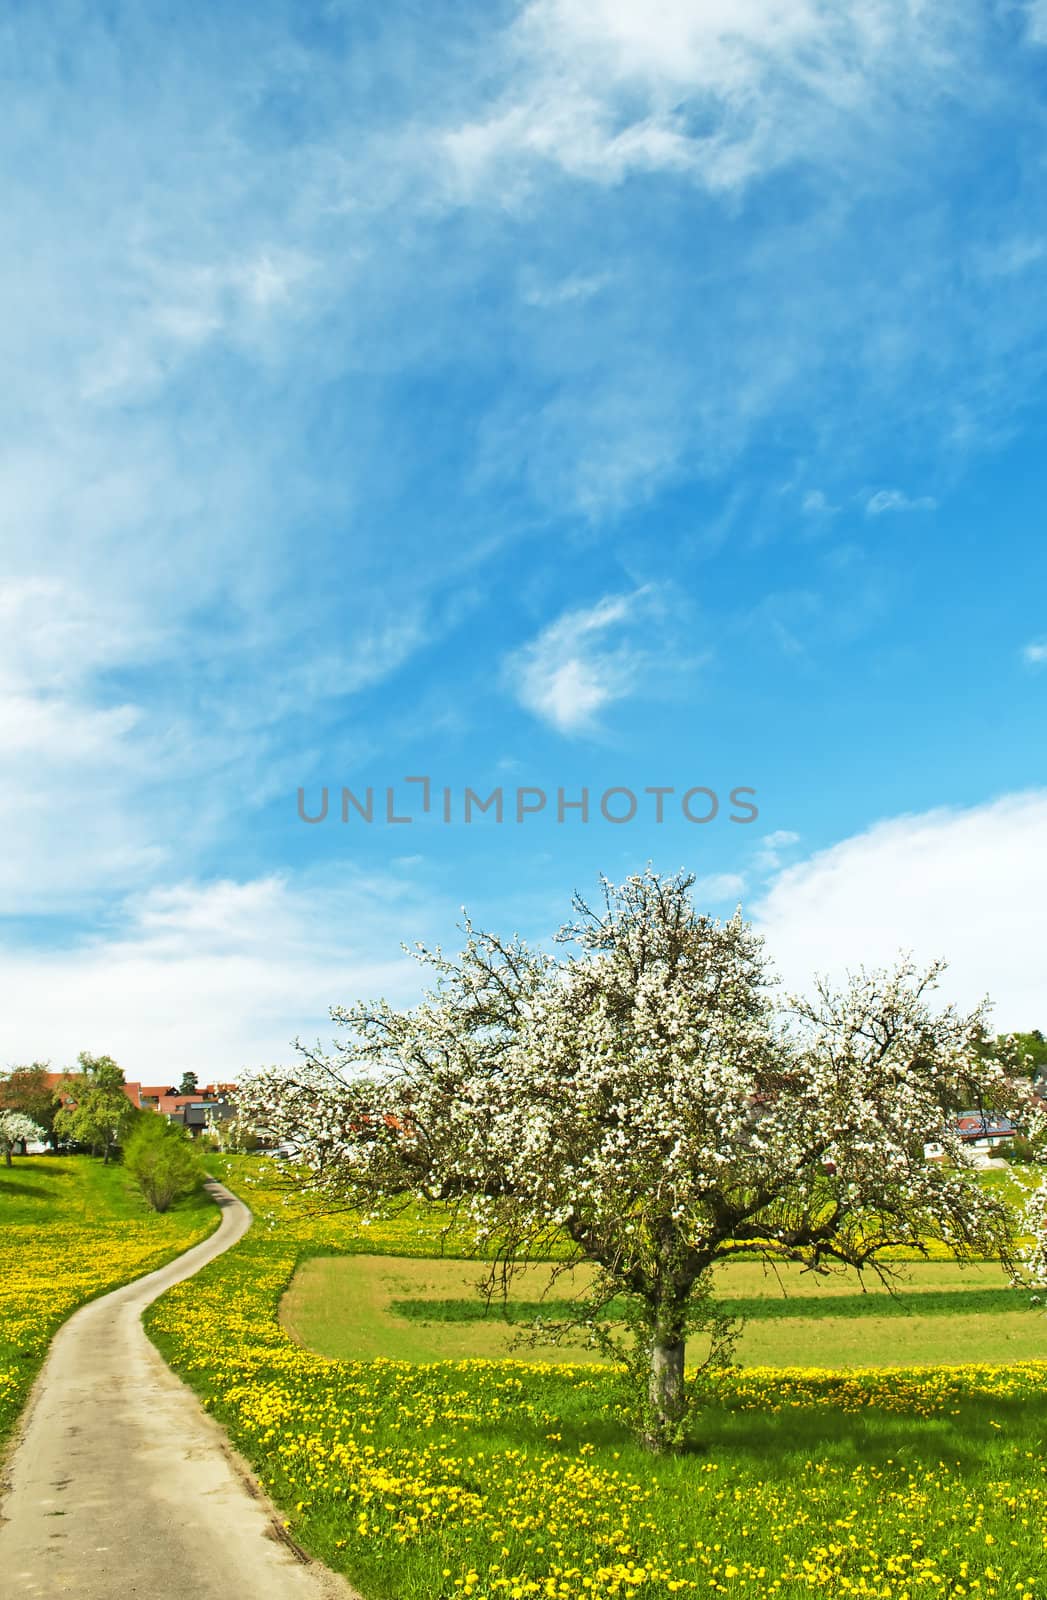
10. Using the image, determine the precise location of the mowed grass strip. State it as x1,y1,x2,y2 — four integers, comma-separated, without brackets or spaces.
0,1153,218,1446
392,1287,1031,1323
146,1156,1047,1600
281,1252,1047,1369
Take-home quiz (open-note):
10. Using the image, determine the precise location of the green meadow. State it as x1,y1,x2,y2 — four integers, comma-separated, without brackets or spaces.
139,1157,1047,1600
0,1154,217,1446
281,1251,1047,1369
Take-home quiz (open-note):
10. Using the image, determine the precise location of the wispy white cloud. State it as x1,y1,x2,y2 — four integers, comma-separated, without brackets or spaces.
519,271,610,308
0,578,156,693
1026,1,1047,45
865,489,938,515
503,588,668,734
745,590,823,659
975,234,1047,278
0,571,426,911
694,871,746,902
752,829,801,873
1023,638,1047,665
441,0,960,197
753,792,1047,1027
0,693,140,762
0,869,438,1078
80,248,318,404
273,616,434,712
801,489,839,516
0,578,173,909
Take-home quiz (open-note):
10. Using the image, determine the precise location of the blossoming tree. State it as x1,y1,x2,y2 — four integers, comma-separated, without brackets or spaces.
1023,1181,1047,1295
0,1110,44,1167
240,868,1038,1451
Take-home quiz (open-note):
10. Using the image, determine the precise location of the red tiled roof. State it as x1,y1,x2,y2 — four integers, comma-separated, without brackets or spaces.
156,1093,212,1114
42,1070,141,1108
41,1072,236,1114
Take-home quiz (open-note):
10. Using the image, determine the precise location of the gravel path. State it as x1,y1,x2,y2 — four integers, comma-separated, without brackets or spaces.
0,1178,357,1599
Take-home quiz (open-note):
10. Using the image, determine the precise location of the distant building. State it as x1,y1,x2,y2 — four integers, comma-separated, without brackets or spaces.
44,1072,238,1135
954,1111,1017,1151
165,1097,238,1138
924,1112,1017,1166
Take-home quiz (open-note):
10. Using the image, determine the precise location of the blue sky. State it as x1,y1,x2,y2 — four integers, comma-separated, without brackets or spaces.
3,0,1047,1075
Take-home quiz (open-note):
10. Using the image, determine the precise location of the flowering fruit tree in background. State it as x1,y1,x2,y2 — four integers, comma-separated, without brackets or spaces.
0,1110,44,1167
240,868,1043,1453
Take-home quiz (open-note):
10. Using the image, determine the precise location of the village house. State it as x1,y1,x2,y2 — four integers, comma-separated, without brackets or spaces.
923,1111,1019,1165
42,1073,238,1137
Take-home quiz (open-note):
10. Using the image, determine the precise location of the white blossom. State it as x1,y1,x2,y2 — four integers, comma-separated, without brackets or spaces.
0,1110,44,1163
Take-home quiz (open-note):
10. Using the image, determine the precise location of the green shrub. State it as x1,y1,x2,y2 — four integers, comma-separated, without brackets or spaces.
123,1116,204,1212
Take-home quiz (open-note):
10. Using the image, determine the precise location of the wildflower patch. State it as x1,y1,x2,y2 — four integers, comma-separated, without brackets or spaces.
145,1159,1047,1600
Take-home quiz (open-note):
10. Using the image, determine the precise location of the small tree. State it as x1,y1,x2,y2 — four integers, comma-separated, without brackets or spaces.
240,869,1037,1452
0,1064,61,1147
124,1116,204,1212
178,1071,199,1096
54,1052,136,1164
0,1110,45,1166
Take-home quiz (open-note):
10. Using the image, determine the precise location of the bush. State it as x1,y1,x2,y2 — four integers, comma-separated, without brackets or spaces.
1002,1135,1038,1164
124,1116,204,1212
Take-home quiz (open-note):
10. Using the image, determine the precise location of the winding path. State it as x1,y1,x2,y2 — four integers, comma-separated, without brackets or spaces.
0,1179,356,1600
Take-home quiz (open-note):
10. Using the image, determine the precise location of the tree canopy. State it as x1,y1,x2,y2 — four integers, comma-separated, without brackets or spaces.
54,1052,136,1164
1000,1029,1047,1080
124,1115,203,1212
240,868,1044,1451
0,1064,60,1146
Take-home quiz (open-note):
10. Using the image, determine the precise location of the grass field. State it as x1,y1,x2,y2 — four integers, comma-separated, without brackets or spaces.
281,1253,1047,1368
145,1156,1047,1600
0,1153,218,1447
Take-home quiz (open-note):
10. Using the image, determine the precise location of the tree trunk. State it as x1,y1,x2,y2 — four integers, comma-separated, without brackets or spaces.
4,1147,11,1167
644,1331,686,1453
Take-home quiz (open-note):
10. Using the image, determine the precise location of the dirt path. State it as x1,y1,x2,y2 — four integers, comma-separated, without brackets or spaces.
0,1178,357,1599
